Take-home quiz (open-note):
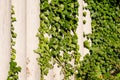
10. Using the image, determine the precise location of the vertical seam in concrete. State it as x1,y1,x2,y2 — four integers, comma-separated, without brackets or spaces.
24,0,27,78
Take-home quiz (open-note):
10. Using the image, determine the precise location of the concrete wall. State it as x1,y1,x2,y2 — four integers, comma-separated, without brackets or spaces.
0,0,11,80
26,0,40,80
12,0,26,79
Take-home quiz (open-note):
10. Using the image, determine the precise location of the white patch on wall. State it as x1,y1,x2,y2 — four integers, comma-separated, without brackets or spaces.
82,1,92,58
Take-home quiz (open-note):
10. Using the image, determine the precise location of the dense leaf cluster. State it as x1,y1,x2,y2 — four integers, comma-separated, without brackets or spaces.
78,0,120,80
35,0,80,80
7,6,21,80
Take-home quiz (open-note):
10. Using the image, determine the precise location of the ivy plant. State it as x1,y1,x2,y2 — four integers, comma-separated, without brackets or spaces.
36,0,120,80
83,11,87,17
7,5,21,80
78,0,120,80
35,0,80,80
84,40,90,49
83,20,86,24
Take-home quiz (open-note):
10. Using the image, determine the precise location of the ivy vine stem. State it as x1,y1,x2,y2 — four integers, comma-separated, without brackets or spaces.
7,5,21,80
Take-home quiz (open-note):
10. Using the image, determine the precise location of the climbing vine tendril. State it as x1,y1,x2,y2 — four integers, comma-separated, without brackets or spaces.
7,5,21,80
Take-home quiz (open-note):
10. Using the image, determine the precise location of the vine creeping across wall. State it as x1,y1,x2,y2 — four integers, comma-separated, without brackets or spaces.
36,0,120,80
77,0,120,80
7,5,21,80
35,0,80,80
